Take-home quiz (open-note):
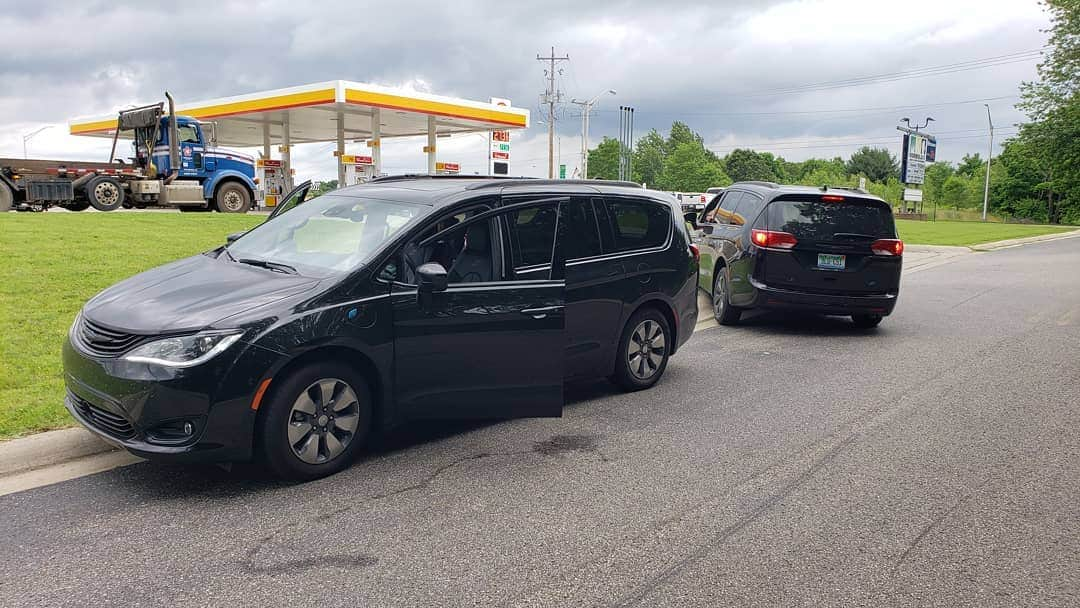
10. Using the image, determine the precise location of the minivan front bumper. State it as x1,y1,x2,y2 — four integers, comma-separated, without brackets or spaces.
61,335,275,463
749,277,898,316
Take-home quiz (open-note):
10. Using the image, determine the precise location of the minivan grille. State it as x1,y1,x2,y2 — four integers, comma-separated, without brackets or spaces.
77,317,146,357
70,394,135,440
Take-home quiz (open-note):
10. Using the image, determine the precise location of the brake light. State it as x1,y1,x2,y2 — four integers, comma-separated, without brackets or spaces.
871,239,904,256
689,243,700,263
751,229,798,250
700,195,706,203
821,195,845,202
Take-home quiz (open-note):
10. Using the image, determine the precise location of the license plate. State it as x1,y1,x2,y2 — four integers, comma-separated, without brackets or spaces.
817,253,846,270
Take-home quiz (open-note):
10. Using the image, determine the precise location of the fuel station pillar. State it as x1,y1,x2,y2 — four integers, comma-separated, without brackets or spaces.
426,115,437,175
371,108,382,177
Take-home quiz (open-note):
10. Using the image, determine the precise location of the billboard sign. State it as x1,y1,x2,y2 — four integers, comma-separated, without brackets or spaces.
898,128,937,185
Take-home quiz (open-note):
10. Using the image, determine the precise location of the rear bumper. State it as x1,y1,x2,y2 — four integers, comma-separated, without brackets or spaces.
749,278,898,316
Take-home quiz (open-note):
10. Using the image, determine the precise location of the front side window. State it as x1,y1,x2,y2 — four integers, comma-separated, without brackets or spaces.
227,193,423,277
399,204,492,284
177,124,201,144
602,197,671,252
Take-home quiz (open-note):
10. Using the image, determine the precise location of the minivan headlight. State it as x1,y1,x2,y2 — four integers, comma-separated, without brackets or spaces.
123,331,243,368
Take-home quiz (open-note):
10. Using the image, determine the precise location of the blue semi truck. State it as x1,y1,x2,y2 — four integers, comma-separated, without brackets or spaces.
0,93,257,213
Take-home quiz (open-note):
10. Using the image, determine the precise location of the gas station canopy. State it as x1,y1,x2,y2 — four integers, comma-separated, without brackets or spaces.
68,80,529,184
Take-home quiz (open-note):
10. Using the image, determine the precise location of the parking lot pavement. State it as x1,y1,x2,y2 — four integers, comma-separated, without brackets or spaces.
2,238,1078,607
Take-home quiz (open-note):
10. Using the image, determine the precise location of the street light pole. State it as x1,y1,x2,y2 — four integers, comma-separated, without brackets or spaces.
571,89,615,179
982,104,994,222
22,126,52,159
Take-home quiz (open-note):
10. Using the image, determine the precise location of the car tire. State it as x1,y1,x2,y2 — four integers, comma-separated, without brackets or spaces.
851,314,883,328
256,361,373,481
0,181,13,212
86,176,125,211
612,307,672,392
712,267,742,325
214,182,252,213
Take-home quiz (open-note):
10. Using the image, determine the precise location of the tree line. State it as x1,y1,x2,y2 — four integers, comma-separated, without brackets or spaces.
587,0,1078,225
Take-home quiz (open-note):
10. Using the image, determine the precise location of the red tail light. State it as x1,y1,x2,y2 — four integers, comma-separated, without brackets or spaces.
751,229,798,250
821,195,845,202
689,243,700,263
871,239,904,256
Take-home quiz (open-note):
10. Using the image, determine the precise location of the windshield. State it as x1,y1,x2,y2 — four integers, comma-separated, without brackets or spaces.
227,194,424,277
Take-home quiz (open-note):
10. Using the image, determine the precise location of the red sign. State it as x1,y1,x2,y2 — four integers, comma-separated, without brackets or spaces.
260,159,282,168
492,130,510,143
492,151,510,160
353,155,373,165
440,162,460,172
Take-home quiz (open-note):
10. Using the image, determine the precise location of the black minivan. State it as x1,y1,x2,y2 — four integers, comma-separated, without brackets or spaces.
689,182,902,327
63,177,698,479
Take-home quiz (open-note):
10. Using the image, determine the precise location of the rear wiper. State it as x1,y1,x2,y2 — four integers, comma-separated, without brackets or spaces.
237,258,298,275
832,232,877,240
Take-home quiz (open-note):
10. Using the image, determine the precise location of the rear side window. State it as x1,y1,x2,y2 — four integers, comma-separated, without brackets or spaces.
766,198,896,240
601,198,672,252
504,204,559,268
562,198,603,260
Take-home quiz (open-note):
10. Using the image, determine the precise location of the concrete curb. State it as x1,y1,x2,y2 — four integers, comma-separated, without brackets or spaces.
0,427,117,478
969,229,1080,252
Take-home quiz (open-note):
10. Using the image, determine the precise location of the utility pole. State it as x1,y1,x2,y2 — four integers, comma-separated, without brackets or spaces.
570,89,615,179
982,104,994,222
537,47,569,178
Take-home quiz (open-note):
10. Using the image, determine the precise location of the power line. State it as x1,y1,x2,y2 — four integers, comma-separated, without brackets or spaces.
735,48,1046,97
708,130,1018,153
591,94,1020,118
708,127,1016,150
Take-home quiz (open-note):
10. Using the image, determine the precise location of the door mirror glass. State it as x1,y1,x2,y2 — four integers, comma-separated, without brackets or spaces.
417,262,448,293
226,231,246,244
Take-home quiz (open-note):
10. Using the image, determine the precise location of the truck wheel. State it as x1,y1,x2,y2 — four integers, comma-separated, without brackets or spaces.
0,181,12,212
64,200,91,212
214,182,251,213
86,177,124,211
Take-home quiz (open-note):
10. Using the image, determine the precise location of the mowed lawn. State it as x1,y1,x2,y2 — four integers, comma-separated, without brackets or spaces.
895,219,1075,247
0,212,262,439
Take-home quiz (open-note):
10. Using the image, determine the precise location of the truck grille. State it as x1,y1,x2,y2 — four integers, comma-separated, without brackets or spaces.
70,394,136,440
77,317,146,357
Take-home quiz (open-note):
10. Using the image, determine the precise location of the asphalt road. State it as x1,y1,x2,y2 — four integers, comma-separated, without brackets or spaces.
3,238,1079,607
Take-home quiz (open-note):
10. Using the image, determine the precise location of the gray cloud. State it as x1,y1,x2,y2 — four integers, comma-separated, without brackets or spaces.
0,0,1051,177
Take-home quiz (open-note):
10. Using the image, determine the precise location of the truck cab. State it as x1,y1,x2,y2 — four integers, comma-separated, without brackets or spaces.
148,116,257,212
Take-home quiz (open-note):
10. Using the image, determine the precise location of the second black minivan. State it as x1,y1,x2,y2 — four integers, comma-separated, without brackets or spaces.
62,177,698,479
689,182,903,327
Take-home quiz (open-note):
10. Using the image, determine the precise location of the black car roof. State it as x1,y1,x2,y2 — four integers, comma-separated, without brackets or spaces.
329,175,669,207
726,181,887,203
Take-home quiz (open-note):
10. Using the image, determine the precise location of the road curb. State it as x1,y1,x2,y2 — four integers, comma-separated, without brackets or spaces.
0,427,117,478
969,229,1080,252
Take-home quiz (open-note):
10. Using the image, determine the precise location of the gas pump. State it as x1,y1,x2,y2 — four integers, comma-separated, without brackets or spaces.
256,159,289,207
341,155,376,186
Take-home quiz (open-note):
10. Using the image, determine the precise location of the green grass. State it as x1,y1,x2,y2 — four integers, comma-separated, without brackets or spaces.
0,213,262,439
896,220,1075,247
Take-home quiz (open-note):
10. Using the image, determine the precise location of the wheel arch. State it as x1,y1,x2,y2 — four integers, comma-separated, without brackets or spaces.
255,344,388,435
630,298,681,355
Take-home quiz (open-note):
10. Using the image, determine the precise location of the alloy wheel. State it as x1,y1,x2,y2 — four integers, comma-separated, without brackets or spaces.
627,319,667,380
287,378,361,464
94,182,120,206
221,189,243,212
713,274,727,319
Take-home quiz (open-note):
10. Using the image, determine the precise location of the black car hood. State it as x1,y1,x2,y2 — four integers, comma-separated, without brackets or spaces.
84,253,320,333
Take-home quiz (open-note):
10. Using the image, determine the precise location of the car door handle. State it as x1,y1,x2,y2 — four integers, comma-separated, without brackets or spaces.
521,305,564,319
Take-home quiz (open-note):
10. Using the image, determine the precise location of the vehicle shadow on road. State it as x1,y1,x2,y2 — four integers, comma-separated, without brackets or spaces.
99,379,624,495
729,310,888,337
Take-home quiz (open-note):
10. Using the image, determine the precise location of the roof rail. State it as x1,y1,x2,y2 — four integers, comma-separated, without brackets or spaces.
733,181,779,188
465,178,642,190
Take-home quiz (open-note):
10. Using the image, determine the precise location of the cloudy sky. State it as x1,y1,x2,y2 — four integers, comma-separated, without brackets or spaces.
0,0,1051,181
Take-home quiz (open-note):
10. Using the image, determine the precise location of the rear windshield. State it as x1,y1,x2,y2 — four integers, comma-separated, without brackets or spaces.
766,198,895,241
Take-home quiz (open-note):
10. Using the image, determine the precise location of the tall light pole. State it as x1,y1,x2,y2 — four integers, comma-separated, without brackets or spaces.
22,126,52,159
571,89,616,179
981,104,994,222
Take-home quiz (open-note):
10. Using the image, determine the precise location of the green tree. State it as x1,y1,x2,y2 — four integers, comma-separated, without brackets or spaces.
955,153,984,178
922,162,954,208
723,149,780,182
587,137,621,180
665,121,704,155
657,142,730,192
845,146,899,182
632,129,666,187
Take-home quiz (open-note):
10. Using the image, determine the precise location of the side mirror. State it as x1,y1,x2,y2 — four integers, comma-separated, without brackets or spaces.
683,211,699,227
417,262,448,293
226,231,246,244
